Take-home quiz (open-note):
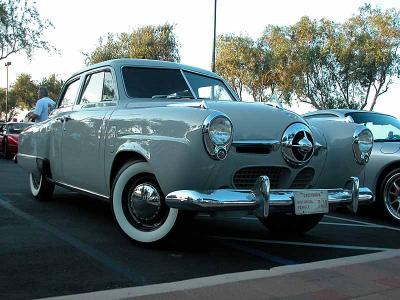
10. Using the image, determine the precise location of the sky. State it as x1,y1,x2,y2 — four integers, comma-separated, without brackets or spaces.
3,0,400,116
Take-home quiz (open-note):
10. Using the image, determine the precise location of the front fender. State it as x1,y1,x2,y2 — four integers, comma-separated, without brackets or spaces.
308,119,366,188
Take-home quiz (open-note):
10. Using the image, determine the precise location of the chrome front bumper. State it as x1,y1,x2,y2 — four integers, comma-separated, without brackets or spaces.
165,176,374,218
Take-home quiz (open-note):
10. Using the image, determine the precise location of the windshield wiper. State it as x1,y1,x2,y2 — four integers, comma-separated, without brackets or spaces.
152,94,194,99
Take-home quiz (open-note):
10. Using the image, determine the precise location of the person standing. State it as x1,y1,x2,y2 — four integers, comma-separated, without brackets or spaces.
32,87,56,122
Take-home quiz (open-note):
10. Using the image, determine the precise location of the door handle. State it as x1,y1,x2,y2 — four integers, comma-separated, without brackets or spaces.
56,115,72,123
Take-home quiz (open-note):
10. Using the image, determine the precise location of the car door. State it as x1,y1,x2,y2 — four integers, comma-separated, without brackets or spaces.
48,77,82,182
60,69,117,196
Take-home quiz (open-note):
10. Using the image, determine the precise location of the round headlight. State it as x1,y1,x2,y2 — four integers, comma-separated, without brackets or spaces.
203,113,233,160
209,117,232,145
353,127,373,165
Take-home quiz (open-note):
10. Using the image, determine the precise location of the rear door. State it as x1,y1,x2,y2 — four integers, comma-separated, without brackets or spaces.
48,77,82,181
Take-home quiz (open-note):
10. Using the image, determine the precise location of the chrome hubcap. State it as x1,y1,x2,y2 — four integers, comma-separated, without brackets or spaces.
127,183,162,222
384,173,400,220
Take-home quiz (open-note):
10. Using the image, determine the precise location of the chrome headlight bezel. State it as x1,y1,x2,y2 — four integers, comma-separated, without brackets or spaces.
203,112,233,160
353,126,373,165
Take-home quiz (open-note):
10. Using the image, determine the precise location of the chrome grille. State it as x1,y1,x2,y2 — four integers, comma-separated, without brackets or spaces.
290,167,315,188
233,167,287,189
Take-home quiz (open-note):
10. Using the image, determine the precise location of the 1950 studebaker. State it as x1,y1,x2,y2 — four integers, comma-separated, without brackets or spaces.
17,59,375,243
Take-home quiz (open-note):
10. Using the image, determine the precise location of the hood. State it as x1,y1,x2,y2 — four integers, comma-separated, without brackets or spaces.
205,101,305,140
8,133,19,141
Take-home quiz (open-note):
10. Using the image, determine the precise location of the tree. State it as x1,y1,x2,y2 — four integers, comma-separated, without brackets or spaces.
0,88,17,121
343,4,400,110
129,24,180,62
11,73,38,109
0,0,54,60
84,24,180,65
39,74,64,100
215,34,254,99
261,5,400,110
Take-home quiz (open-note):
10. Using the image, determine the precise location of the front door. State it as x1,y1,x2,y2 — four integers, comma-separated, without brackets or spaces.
60,70,117,196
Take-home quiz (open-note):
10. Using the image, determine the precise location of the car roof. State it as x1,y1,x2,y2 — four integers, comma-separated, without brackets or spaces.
6,122,33,125
304,109,395,119
70,58,219,79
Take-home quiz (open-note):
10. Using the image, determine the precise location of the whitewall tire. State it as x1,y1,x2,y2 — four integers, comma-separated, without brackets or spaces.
111,162,179,243
29,173,55,201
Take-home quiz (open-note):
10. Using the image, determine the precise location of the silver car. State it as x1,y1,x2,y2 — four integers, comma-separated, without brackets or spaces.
304,109,400,222
17,59,374,244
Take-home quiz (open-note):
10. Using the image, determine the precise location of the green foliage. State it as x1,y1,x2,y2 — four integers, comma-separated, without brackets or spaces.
39,74,64,100
0,0,54,60
216,4,400,110
11,73,37,109
84,24,180,65
0,73,63,121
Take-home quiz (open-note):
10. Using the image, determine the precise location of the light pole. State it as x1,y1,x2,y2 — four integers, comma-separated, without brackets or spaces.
5,61,11,122
211,0,217,72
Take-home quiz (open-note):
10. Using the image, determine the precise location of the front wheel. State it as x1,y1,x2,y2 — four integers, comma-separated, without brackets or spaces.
258,213,323,234
29,173,55,201
111,162,180,244
380,168,400,222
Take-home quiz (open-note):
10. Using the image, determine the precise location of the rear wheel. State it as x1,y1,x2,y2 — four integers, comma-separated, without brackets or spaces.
111,161,181,243
380,168,400,222
29,173,55,201
258,213,323,234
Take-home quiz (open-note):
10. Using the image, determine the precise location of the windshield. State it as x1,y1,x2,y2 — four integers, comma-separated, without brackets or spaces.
349,112,400,142
122,67,194,99
122,67,235,101
183,71,235,101
7,123,32,134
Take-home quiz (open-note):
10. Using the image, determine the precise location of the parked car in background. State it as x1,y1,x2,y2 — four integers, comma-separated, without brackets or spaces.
304,109,400,222
0,122,33,159
17,59,374,244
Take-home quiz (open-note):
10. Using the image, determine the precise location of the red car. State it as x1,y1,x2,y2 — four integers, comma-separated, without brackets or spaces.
0,122,33,159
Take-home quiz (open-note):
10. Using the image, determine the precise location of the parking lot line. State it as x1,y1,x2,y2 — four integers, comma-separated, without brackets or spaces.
325,215,400,232
319,221,378,227
0,195,145,284
216,239,297,265
207,236,395,251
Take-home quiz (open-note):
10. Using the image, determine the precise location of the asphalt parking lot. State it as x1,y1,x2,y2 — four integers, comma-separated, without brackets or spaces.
1,158,400,300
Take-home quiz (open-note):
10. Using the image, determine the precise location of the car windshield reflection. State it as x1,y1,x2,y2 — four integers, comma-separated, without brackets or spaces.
349,112,400,142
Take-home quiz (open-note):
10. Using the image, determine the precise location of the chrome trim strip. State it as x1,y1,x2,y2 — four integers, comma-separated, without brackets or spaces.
167,101,208,109
17,153,42,160
54,181,109,201
232,140,281,151
165,176,374,216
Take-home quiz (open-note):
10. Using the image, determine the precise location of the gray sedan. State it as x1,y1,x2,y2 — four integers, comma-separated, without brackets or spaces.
304,109,400,222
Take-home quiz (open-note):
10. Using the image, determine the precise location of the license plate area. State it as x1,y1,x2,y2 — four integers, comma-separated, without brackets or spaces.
294,191,329,215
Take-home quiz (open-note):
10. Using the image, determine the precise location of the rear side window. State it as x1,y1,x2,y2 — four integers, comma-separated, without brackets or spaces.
59,79,81,108
122,67,191,99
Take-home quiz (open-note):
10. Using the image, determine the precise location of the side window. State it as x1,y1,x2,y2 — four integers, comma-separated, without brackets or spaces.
79,71,116,104
103,71,115,101
59,79,81,108
80,72,104,104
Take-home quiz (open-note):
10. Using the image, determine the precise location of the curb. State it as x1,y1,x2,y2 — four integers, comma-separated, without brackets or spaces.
38,249,400,300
